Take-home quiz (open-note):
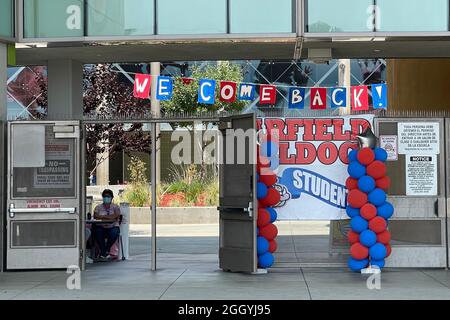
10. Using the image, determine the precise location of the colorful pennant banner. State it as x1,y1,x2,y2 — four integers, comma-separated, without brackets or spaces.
133,74,388,110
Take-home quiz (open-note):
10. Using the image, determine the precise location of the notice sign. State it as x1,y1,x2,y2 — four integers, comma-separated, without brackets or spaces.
398,122,440,155
406,155,437,196
34,160,71,187
380,135,398,161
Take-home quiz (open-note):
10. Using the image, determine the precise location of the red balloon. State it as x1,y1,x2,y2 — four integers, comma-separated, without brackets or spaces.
369,216,387,234
366,161,387,180
347,230,360,244
350,242,369,260
268,239,278,253
345,177,359,190
347,189,368,209
259,188,281,207
376,176,391,191
360,203,377,220
257,209,271,228
259,223,278,241
357,148,375,166
377,230,391,245
385,244,392,257
259,172,277,187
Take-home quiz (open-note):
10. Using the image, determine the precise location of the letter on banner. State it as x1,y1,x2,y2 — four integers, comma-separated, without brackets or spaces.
156,76,173,101
238,83,256,101
260,85,277,105
219,81,237,103
133,73,151,99
371,83,387,109
288,87,305,109
351,86,369,111
198,79,216,104
310,88,327,110
330,87,347,108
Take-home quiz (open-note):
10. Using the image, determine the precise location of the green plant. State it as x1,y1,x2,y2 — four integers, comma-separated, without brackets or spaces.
204,179,219,206
122,156,151,207
161,62,248,116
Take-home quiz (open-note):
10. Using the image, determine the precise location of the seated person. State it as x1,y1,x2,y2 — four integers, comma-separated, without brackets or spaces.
93,189,121,260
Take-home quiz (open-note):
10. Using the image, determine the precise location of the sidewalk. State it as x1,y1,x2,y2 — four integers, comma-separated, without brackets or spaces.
1,223,450,300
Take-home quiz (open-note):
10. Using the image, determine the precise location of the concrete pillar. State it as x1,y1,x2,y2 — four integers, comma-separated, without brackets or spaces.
0,43,6,120
0,43,7,271
96,140,110,185
47,59,83,119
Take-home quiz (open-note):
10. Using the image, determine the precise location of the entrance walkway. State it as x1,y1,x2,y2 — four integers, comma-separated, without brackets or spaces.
1,224,450,300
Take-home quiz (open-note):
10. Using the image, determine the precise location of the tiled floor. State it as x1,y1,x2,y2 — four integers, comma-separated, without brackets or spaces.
1,222,450,300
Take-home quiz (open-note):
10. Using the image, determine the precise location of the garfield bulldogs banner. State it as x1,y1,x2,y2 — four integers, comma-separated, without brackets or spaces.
257,115,375,220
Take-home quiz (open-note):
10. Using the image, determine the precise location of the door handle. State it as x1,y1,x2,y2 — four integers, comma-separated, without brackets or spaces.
9,204,76,218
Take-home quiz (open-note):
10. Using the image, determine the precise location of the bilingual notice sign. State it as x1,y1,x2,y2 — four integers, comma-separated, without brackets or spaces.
398,122,440,155
406,155,437,196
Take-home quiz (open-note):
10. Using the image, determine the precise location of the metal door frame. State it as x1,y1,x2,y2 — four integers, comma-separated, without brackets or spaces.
218,113,258,273
374,117,447,268
6,120,82,270
81,112,230,271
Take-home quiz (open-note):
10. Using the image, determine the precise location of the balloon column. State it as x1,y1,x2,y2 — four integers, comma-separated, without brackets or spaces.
256,139,280,269
346,128,394,272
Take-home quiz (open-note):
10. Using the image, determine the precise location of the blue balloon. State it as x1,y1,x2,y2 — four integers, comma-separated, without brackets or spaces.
377,202,394,220
348,161,366,179
346,206,360,218
256,182,268,199
369,243,387,260
256,173,260,181
257,236,270,256
370,259,385,269
348,149,358,162
256,227,259,235
266,208,278,223
348,258,369,272
258,252,274,269
368,189,387,206
360,230,377,247
261,141,278,158
269,156,280,171
350,216,369,233
358,175,376,193
374,148,388,162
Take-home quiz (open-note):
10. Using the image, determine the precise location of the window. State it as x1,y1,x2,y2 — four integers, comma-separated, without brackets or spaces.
87,0,154,36
0,0,14,38
24,0,84,38
377,0,448,32
230,0,293,34
157,0,227,35
306,0,374,33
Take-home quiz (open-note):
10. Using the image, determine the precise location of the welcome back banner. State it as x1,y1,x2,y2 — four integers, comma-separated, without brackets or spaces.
257,115,374,220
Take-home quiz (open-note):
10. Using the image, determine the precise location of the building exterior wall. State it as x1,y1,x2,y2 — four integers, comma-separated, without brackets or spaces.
387,59,450,111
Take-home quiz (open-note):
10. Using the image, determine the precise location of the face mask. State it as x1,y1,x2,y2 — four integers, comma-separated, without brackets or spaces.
103,196,112,205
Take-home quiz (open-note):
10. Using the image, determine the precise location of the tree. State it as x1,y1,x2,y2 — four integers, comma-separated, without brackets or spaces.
161,61,247,115
83,64,152,171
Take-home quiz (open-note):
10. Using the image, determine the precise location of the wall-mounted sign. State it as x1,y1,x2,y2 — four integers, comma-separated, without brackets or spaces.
406,155,437,196
398,122,440,155
379,135,398,161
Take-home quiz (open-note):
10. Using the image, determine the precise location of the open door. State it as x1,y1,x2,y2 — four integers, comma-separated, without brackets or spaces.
218,113,257,273
6,121,81,270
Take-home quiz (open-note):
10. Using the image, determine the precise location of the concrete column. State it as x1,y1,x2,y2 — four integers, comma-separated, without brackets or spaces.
0,43,6,120
150,62,161,183
0,43,7,271
47,59,83,119
96,140,110,186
